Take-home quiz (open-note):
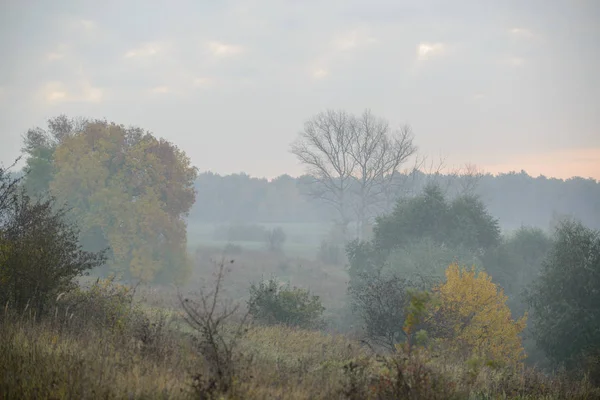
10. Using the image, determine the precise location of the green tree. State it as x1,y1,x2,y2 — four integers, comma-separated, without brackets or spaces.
21,116,198,283
484,226,553,318
373,183,500,254
347,183,499,286
526,219,600,375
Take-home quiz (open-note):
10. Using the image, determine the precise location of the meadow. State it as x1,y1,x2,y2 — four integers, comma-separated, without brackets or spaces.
2,269,598,400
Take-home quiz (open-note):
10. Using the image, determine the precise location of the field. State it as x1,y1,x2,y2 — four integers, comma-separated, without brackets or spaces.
2,275,598,400
186,221,346,257
3,221,599,399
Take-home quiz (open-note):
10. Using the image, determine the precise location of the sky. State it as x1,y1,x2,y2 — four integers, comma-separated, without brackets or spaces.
1,0,599,180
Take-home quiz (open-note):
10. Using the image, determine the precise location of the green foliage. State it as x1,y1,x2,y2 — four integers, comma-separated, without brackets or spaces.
384,236,484,285
527,219,600,376
0,166,106,316
348,184,500,288
21,116,198,283
248,277,325,329
484,226,553,318
373,183,500,254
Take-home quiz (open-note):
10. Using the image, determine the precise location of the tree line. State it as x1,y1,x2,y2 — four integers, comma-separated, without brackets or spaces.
189,168,600,231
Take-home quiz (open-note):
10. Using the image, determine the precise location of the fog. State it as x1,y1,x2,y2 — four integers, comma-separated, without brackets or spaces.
1,1,600,398
1,0,599,179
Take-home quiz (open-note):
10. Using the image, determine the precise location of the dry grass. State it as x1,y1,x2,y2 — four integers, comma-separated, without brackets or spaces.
1,278,599,400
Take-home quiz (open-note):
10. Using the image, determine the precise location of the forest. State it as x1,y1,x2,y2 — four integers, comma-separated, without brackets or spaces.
1,113,599,399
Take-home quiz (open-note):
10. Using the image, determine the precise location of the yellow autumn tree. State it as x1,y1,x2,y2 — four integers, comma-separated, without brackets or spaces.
24,117,198,283
430,263,527,367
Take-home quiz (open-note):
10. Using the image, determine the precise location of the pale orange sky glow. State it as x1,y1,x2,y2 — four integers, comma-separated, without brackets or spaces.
481,147,600,180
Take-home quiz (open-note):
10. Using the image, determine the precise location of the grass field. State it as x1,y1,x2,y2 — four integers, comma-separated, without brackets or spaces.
186,221,335,259
2,277,598,399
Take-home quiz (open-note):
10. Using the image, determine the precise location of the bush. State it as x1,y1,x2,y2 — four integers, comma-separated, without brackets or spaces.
179,259,253,398
248,277,325,329
348,272,415,351
0,168,106,317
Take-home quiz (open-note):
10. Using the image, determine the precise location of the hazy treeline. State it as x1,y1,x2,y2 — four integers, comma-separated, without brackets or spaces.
189,170,600,231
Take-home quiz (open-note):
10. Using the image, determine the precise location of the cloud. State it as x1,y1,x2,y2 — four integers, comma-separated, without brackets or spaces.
46,52,65,61
192,77,212,87
312,68,328,79
39,80,104,104
509,27,534,39
149,85,170,94
207,41,244,57
124,42,163,58
331,27,378,51
505,56,525,67
417,42,446,61
40,81,69,103
80,19,96,30
45,43,69,62
80,82,103,102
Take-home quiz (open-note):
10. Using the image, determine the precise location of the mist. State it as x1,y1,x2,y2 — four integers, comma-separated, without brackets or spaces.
1,1,599,398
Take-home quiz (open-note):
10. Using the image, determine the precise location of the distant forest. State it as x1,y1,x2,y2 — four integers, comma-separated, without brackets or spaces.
189,170,600,231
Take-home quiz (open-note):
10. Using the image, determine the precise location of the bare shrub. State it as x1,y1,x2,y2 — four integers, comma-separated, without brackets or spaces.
178,258,253,398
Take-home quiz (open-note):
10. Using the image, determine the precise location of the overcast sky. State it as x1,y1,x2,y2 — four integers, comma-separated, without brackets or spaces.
1,0,599,179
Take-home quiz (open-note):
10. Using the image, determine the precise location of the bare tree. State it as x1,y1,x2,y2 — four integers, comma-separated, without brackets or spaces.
348,110,416,239
291,110,357,236
291,109,416,240
456,163,484,196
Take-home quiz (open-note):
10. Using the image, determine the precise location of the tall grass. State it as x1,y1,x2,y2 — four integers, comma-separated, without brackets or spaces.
1,279,599,399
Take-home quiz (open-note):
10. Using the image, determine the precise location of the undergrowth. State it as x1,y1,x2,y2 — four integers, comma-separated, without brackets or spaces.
1,275,599,399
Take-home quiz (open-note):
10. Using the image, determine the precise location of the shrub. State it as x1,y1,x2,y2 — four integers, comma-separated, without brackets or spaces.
348,272,415,351
0,181,106,317
179,259,253,398
248,277,325,329
57,275,138,333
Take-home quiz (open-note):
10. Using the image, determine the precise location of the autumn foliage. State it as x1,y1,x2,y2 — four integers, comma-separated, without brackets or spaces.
430,263,527,367
22,116,198,283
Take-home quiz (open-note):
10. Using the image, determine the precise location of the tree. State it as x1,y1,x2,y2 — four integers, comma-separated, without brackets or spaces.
265,227,286,253
526,220,600,374
483,226,553,318
372,183,500,255
291,110,357,237
21,116,198,283
430,264,527,367
21,115,89,197
291,109,416,240
1,166,106,316
348,110,416,239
